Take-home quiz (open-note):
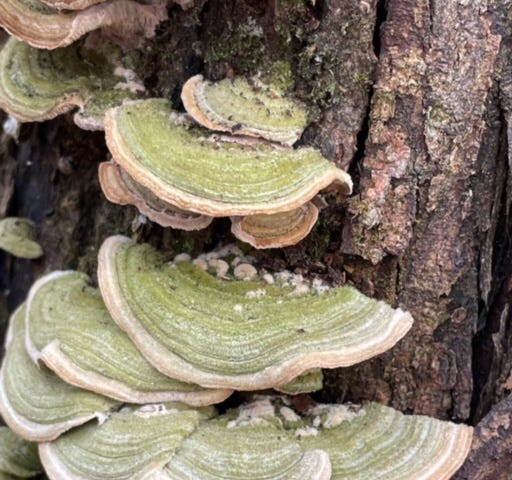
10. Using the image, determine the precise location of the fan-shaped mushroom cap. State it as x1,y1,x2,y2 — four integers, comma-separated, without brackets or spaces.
97,236,413,391
104,99,352,217
99,161,213,230
162,418,331,480
0,38,138,129
230,202,319,249
0,0,167,50
24,270,232,405
298,402,473,480
39,404,216,480
181,75,308,146
0,218,42,259
0,305,119,442
0,427,41,478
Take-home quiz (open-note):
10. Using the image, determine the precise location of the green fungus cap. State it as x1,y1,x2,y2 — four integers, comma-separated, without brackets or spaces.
181,75,308,146
0,38,137,129
0,305,119,442
104,99,352,217
296,402,474,480
0,427,41,478
0,218,42,259
97,235,413,391
39,404,215,480
24,270,232,405
162,417,331,480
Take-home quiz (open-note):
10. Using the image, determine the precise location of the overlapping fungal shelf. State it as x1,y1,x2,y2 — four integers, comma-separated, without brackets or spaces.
0,218,43,259
0,306,119,442
101,96,352,247
181,74,308,146
0,37,142,130
24,271,232,405
98,235,413,390
0,236,473,479
98,161,214,230
0,0,168,50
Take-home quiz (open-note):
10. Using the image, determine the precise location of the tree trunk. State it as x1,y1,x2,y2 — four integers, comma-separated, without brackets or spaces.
2,0,512,477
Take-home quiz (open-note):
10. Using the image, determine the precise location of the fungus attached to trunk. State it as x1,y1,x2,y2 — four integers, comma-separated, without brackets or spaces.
181,75,308,146
104,99,352,217
0,306,119,442
0,38,140,130
0,0,167,50
24,270,232,405
97,235,413,391
0,218,42,259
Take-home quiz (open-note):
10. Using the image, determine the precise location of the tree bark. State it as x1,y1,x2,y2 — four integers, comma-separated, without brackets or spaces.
2,0,512,477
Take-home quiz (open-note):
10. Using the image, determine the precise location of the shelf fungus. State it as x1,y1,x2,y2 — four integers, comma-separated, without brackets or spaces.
24,270,232,405
99,161,213,230
0,0,167,50
104,99,352,217
0,218,42,259
0,38,141,130
39,404,215,480
181,75,308,146
0,427,42,478
97,236,413,391
162,416,331,480
298,402,473,480
230,202,319,249
0,305,119,442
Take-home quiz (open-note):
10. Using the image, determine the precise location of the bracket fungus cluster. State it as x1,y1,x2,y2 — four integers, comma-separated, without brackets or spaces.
0,3,474,477
101,92,352,247
0,234,473,479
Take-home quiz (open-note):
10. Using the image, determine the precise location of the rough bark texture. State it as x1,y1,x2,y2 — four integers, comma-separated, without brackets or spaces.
2,0,512,477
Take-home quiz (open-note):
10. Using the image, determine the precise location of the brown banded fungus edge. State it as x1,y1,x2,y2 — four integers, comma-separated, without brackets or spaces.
0,0,168,50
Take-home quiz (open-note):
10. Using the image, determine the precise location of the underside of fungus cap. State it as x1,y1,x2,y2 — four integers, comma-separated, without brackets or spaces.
0,427,42,478
0,0,168,50
297,402,473,480
0,38,140,129
162,417,331,480
97,236,413,391
230,202,319,249
99,161,214,230
104,99,352,217
181,75,308,146
274,368,323,395
24,270,232,405
0,218,42,259
0,305,119,442
39,404,216,480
